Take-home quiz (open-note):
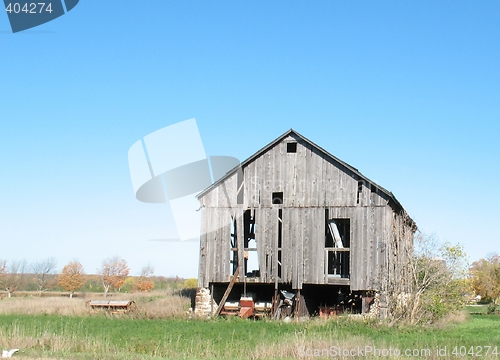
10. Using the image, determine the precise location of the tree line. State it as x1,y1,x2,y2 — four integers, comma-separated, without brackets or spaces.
0,256,185,298
1,244,499,320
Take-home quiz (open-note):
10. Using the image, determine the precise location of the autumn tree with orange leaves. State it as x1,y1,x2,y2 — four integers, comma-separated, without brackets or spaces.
58,261,86,298
135,265,155,292
99,256,129,297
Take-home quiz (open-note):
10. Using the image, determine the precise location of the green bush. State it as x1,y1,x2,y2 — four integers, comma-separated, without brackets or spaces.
182,278,198,289
487,303,497,314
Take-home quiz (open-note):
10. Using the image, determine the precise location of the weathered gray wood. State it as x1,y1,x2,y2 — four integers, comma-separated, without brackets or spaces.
197,130,415,300
198,207,208,288
256,209,266,282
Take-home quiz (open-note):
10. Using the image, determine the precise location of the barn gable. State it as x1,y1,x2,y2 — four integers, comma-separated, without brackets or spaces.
198,130,408,214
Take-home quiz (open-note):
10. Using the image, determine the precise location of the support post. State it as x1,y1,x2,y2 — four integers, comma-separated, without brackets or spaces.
214,267,240,316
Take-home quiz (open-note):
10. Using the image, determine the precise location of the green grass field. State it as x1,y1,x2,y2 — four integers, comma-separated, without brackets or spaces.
1,314,500,359
1,294,499,359
465,304,498,314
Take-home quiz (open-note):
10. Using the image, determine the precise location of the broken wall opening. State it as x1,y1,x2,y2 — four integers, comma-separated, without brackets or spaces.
211,282,277,305
230,216,238,275
301,285,362,315
325,210,350,278
277,209,282,278
208,282,366,317
244,209,259,277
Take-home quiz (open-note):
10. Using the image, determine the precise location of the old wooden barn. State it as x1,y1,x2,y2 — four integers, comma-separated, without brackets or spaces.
195,130,416,318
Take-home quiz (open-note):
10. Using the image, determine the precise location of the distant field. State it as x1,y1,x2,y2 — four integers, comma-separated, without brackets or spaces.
0,290,191,318
1,313,500,358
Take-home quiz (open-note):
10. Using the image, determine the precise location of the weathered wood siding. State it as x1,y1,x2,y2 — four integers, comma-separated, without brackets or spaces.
198,134,414,291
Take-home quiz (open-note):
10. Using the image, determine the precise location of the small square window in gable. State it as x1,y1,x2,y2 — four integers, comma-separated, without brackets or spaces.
287,142,297,153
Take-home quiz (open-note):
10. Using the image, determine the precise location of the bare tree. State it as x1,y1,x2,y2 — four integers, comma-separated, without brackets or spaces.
32,257,57,296
136,264,155,292
0,259,6,276
98,256,129,297
2,260,28,297
140,264,154,278
0,260,6,290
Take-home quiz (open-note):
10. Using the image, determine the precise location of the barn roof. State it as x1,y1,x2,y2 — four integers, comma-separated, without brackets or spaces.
197,129,415,226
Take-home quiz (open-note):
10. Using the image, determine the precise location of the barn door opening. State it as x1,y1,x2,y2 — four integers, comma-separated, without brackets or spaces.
244,209,259,277
325,210,350,279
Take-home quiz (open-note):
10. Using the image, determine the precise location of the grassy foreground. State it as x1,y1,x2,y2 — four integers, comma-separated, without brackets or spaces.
1,314,500,359
1,294,499,359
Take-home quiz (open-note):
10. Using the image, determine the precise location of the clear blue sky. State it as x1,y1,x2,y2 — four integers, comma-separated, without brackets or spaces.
1,1,499,278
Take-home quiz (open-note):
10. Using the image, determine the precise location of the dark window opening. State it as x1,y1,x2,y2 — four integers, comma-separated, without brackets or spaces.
325,218,350,248
287,142,297,153
327,251,350,278
370,184,377,205
272,192,283,205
